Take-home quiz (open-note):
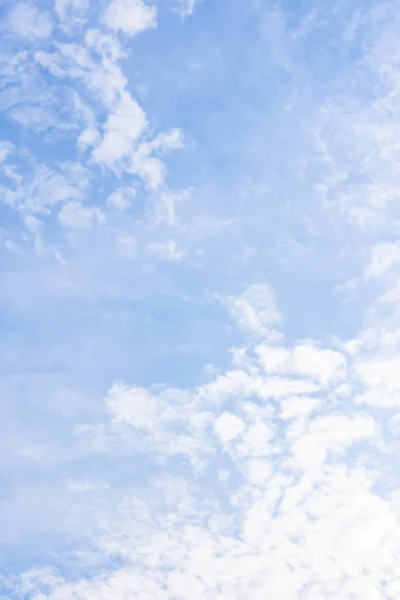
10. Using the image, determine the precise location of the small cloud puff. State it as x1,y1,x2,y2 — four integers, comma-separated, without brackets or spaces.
102,0,157,36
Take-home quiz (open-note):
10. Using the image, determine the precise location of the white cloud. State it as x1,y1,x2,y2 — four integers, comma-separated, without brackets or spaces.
175,0,197,17
8,105,59,132
30,26,181,194
147,240,185,261
107,383,158,430
107,187,136,211
8,404,395,600
55,0,89,26
149,129,183,152
255,344,290,372
24,215,41,233
82,29,128,108
130,147,165,188
292,342,347,386
34,49,86,80
225,284,282,340
256,342,347,386
128,129,183,190
153,189,189,225
365,242,400,280
102,0,157,36
3,282,399,600
8,2,52,41
4,240,23,254
58,201,105,230
0,141,14,163
354,356,400,407
280,395,322,420
243,457,273,486
313,10,400,233
198,367,320,406
2,163,90,215
235,421,274,457
291,414,377,474
215,412,245,446
92,92,148,169
78,127,101,150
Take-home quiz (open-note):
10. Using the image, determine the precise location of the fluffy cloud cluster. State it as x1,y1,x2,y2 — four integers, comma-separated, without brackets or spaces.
1,280,398,599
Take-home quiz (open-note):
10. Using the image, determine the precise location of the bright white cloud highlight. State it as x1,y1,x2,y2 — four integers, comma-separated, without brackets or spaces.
92,92,148,168
102,0,157,36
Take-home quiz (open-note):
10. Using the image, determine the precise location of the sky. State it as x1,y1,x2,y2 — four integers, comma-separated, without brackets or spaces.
1,0,400,597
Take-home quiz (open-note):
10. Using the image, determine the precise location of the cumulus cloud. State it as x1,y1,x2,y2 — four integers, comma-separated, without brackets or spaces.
215,411,245,445
256,341,347,386
2,262,400,599
4,300,397,599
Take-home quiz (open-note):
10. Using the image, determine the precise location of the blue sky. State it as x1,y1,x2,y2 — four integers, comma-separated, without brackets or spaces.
1,0,400,598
